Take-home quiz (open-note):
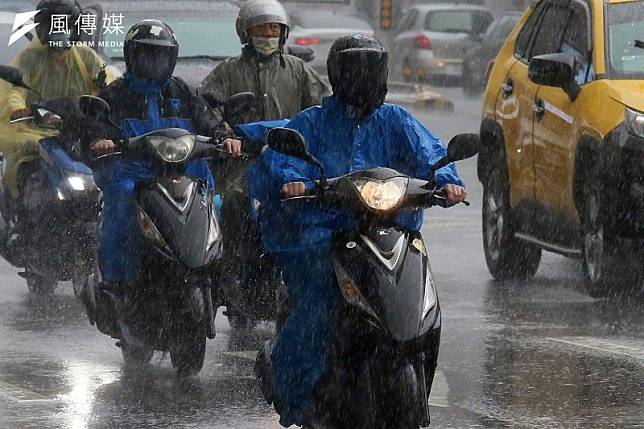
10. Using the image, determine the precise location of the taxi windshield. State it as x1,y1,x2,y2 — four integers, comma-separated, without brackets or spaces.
606,1,644,78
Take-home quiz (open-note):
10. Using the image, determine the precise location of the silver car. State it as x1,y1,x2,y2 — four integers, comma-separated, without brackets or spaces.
287,10,374,75
393,4,493,82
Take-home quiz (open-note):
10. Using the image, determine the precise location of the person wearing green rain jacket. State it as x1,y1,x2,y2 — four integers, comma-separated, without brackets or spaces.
0,0,113,202
200,0,329,325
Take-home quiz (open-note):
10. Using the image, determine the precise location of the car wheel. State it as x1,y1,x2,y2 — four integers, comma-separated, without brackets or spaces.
483,168,541,279
581,183,618,297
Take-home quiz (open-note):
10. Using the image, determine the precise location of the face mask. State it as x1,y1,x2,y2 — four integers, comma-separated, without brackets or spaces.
251,36,280,56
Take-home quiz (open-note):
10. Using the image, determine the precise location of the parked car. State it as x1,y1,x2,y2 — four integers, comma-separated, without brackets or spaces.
287,10,374,75
462,11,521,96
478,0,644,297
393,3,493,83
96,1,241,87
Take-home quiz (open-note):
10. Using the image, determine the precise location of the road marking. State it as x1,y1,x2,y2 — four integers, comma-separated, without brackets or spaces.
0,381,56,402
548,337,644,362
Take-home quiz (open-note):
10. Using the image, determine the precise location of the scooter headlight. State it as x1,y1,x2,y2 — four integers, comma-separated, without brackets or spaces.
353,178,407,212
136,205,172,256
147,135,194,163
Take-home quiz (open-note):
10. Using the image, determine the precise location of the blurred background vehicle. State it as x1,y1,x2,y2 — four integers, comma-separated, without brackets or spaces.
286,9,374,75
462,10,520,96
392,3,493,83
97,1,241,87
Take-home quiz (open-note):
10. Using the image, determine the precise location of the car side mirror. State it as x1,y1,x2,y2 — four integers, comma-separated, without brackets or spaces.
267,127,324,172
529,53,580,101
79,95,111,122
447,133,481,162
0,65,31,90
287,45,315,63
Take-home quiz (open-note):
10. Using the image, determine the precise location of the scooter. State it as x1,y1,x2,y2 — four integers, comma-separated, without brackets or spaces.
256,128,480,428
0,65,100,296
79,94,256,377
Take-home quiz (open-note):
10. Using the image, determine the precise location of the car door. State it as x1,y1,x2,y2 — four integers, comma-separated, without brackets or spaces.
493,2,545,208
532,1,593,221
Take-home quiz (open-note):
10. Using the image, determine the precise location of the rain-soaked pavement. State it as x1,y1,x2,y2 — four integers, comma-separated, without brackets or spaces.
0,88,642,428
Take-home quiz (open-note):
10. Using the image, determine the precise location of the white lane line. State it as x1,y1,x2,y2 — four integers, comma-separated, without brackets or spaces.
547,337,644,362
0,381,56,402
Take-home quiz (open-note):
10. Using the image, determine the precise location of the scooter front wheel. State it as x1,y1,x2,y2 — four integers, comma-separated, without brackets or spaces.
170,325,206,378
26,274,57,296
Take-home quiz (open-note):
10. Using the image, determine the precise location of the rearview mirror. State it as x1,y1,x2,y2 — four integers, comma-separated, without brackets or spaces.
0,65,30,90
447,133,480,162
267,127,324,172
287,45,315,63
223,92,256,125
528,53,580,100
79,95,111,122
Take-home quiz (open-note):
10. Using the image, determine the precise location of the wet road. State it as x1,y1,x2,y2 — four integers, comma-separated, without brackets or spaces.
1,88,642,428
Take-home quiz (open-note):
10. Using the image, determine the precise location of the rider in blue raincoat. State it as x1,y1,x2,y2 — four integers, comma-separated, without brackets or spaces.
89,21,239,308
249,34,467,427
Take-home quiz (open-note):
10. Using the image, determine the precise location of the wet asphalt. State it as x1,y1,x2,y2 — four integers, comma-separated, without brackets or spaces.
0,88,642,429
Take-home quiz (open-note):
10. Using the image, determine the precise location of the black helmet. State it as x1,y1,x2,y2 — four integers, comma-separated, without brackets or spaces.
123,19,179,84
35,0,82,48
327,34,388,114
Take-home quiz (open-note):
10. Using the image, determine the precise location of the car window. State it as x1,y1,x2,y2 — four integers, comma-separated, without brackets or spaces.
296,13,371,29
424,10,493,35
606,1,644,78
487,16,519,43
514,3,546,61
560,2,593,84
530,3,570,58
102,13,240,59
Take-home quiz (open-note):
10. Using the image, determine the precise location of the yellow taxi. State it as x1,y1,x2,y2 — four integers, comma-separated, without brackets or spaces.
478,0,644,296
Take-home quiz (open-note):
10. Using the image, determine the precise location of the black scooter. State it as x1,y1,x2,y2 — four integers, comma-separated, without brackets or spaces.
256,128,479,428
79,94,254,377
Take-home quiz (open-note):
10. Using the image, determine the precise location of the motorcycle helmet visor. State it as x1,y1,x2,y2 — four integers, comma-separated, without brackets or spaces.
127,42,178,83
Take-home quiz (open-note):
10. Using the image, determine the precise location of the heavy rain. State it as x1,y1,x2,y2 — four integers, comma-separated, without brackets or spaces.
0,0,642,428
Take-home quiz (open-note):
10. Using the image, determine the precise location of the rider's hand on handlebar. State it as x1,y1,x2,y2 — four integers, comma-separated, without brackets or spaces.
442,184,468,205
224,138,242,158
282,181,307,198
10,108,31,121
92,139,117,156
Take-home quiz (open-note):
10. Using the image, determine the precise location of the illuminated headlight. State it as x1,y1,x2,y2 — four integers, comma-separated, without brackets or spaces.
353,178,408,212
147,135,194,163
625,108,644,139
67,175,87,191
422,263,437,319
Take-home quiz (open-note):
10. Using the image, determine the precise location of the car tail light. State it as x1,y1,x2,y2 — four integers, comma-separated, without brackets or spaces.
295,37,320,46
485,60,494,81
414,34,431,50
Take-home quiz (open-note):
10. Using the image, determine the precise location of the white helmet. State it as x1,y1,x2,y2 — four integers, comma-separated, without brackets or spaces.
236,0,290,45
